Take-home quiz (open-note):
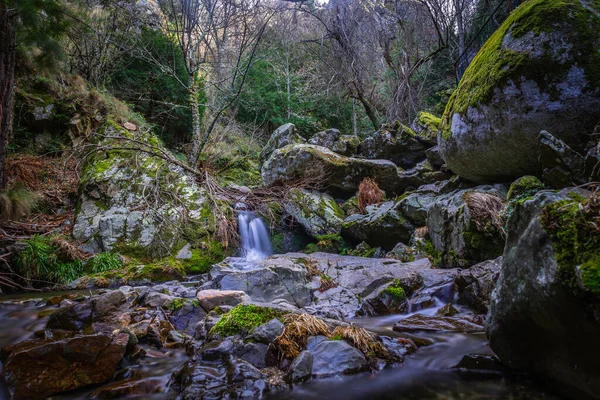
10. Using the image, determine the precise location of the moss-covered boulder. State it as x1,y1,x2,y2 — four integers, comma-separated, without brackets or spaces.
261,123,305,161
426,186,506,268
261,144,404,195
440,0,600,183
308,129,360,156
73,121,227,258
411,111,441,146
284,188,345,237
487,188,600,398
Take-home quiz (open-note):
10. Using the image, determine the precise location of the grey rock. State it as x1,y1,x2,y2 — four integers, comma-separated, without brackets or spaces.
261,144,404,195
487,188,600,399
233,342,269,369
311,340,368,377
176,243,193,259
426,186,506,268
398,192,436,226
262,123,305,161
284,188,345,237
286,350,314,383
385,242,416,263
170,300,207,335
455,257,502,314
425,146,445,168
358,126,427,168
251,319,285,344
538,130,585,188
439,2,600,183
343,201,414,249
196,289,249,311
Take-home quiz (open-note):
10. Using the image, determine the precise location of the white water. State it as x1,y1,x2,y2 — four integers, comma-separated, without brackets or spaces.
238,210,272,261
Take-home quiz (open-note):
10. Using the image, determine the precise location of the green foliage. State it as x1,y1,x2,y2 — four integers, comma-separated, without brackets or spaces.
14,235,83,284
383,279,407,301
11,0,68,68
304,234,349,254
209,305,284,337
108,28,195,147
85,252,123,274
235,58,357,138
0,184,41,220
540,193,600,295
507,176,545,201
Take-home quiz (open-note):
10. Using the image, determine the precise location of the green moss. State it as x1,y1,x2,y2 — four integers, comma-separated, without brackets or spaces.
442,0,600,140
383,279,407,301
304,233,349,254
416,112,441,134
168,298,187,311
540,193,600,295
181,242,226,274
138,262,186,282
507,176,545,201
209,304,285,337
271,233,285,253
345,242,377,258
417,239,442,267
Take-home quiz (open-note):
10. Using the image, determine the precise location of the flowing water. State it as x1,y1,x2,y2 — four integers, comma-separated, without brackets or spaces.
237,210,272,262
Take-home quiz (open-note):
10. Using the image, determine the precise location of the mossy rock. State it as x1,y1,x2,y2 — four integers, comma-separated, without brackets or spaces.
284,188,345,238
209,304,285,337
440,0,600,183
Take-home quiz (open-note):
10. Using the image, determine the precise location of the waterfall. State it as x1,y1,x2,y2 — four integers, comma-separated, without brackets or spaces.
237,210,272,261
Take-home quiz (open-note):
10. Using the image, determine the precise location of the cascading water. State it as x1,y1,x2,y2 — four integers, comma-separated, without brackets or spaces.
237,210,272,261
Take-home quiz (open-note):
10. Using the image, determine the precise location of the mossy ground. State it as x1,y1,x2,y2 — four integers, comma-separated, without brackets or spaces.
540,192,600,295
209,305,285,337
383,279,407,301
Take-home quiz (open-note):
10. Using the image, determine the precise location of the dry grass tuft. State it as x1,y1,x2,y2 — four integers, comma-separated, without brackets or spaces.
463,192,506,236
330,325,390,359
414,226,429,238
274,313,331,359
303,258,319,278
51,235,91,261
358,178,383,214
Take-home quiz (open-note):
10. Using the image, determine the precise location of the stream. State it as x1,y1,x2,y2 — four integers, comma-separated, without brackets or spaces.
0,290,561,400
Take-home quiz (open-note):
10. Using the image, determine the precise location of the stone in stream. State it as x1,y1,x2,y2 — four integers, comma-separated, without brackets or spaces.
452,354,504,374
310,340,368,377
286,350,314,383
455,257,502,314
1,333,128,400
89,377,164,398
393,314,484,333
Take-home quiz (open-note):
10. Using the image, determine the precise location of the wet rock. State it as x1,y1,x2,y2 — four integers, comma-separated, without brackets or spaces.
311,340,368,377
286,350,314,383
210,256,312,308
233,342,269,369
2,333,128,400
393,314,483,333
90,378,164,399
47,302,92,331
261,144,403,196
196,289,249,311
452,354,504,374
342,201,414,249
170,300,207,335
455,257,502,314
385,242,416,263
435,303,458,317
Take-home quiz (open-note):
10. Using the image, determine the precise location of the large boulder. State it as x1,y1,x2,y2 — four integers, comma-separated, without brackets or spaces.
1,333,128,399
426,186,507,268
487,189,600,399
342,201,414,249
261,144,403,195
358,125,427,168
261,123,305,161
73,121,222,257
439,0,600,183
284,188,345,237
308,129,360,156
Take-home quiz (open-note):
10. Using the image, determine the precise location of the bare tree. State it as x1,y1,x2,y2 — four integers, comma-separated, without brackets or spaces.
142,0,274,167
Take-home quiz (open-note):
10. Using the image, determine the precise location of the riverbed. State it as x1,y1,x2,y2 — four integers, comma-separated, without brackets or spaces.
0,291,561,400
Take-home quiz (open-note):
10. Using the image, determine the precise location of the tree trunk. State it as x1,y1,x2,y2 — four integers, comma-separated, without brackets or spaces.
187,73,203,167
0,3,15,190
355,91,379,131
